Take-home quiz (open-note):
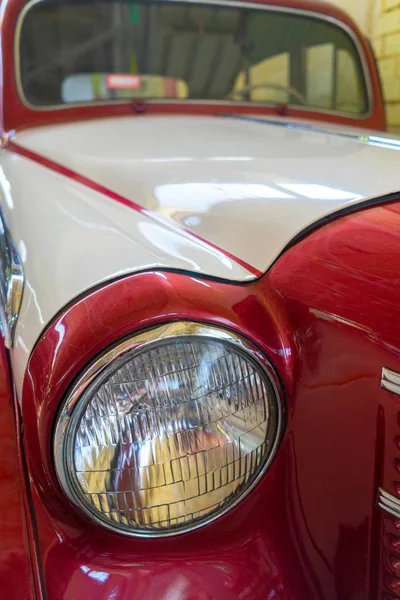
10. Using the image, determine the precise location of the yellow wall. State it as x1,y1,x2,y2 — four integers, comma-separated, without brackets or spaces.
332,0,400,130
370,0,400,130
333,0,372,34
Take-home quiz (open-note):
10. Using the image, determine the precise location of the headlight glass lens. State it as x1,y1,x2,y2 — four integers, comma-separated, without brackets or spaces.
54,324,282,537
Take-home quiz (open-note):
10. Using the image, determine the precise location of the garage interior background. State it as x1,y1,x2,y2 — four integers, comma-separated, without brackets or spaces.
334,0,400,130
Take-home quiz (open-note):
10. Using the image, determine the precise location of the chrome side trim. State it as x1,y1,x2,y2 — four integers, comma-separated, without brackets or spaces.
381,368,400,396
14,0,373,121
0,206,24,349
378,488,400,519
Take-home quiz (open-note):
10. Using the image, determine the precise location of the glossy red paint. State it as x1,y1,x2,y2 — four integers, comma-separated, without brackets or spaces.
0,0,386,133
0,339,37,599
23,271,304,600
20,199,400,600
6,140,262,278
23,271,296,500
268,201,400,600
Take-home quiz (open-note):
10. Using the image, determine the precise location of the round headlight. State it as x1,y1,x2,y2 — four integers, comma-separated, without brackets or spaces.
54,322,283,537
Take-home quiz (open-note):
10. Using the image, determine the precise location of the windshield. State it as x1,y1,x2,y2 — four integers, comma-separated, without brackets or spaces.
18,0,369,115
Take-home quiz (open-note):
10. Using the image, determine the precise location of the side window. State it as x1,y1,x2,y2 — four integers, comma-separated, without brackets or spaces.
231,12,367,114
336,49,364,113
305,43,335,109
233,53,290,103
305,44,364,113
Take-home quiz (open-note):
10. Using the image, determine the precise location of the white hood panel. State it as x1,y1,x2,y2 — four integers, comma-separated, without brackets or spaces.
4,114,400,395
14,115,400,271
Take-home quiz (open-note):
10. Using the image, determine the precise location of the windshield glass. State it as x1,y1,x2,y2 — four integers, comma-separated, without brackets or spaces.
18,0,369,115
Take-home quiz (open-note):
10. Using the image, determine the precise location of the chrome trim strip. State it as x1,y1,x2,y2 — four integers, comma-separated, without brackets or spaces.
381,367,400,396
378,488,400,519
54,321,284,538
0,203,24,349
14,0,373,120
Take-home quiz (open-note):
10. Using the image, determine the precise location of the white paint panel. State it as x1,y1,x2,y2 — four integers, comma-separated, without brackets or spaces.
3,114,400,396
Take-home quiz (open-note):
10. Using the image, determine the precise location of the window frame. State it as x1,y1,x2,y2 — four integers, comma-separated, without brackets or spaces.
14,0,374,120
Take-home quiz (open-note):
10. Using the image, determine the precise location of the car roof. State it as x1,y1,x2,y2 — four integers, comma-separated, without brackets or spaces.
237,0,357,26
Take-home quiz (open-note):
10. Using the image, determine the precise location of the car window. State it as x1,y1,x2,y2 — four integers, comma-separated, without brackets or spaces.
18,0,369,115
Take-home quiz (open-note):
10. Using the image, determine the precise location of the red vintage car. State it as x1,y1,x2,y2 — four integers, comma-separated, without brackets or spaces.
1,0,400,599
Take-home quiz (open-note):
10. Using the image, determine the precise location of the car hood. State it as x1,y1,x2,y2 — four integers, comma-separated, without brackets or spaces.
4,114,400,394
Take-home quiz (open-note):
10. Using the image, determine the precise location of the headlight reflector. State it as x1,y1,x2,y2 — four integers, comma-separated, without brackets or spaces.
54,323,283,537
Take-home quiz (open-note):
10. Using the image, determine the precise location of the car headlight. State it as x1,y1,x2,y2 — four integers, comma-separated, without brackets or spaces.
54,322,283,537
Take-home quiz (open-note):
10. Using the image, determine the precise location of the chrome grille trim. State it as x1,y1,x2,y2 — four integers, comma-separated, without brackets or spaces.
0,205,24,349
378,488,400,519
381,368,400,396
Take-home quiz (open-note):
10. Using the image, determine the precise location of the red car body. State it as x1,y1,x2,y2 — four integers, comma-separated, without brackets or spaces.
1,0,398,599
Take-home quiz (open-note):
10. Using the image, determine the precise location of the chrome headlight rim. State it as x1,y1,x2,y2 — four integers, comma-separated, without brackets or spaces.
54,321,284,538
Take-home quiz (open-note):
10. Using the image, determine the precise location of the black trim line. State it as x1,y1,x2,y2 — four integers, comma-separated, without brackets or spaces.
11,383,48,600
269,190,400,270
27,267,256,358
27,192,400,359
